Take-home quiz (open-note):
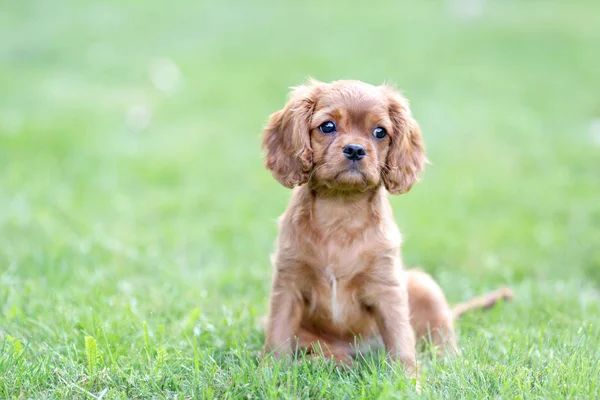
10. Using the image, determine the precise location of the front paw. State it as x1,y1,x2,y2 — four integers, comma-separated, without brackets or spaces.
298,352,354,368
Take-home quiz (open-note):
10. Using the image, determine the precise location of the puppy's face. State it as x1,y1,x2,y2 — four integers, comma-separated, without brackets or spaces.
309,83,393,192
262,80,425,194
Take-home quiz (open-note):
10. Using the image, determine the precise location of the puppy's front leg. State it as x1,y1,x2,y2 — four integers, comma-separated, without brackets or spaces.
263,272,303,359
370,276,417,375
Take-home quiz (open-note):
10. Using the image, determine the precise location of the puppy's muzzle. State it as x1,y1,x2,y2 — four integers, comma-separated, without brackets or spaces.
342,144,366,161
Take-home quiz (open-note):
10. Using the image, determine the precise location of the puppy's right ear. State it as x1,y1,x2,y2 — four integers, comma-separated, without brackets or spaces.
261,81,322,188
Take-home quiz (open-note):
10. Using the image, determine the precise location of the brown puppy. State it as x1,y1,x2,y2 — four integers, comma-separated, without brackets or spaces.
260,80,511,373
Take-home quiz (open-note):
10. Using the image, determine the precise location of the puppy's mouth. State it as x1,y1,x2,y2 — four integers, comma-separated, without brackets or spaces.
313,160,379,192
334,165,368,185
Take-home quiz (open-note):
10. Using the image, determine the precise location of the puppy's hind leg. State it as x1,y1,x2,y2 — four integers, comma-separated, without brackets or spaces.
406,269,458,356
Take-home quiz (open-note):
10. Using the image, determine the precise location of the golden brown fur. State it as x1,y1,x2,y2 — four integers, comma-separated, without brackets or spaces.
260,80,512,374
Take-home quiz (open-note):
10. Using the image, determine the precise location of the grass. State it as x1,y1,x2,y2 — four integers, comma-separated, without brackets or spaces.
1,0,600,398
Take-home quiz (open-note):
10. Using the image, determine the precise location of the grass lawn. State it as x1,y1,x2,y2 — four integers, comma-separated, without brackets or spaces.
1,0,600,398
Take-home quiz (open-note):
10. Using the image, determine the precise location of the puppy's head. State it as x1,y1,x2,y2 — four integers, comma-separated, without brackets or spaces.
262,80,426,194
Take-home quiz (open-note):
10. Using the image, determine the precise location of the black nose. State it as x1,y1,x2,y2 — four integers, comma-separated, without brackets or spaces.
342,144,366,161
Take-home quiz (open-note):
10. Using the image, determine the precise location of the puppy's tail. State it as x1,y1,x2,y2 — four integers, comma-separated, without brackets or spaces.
452,287,513,320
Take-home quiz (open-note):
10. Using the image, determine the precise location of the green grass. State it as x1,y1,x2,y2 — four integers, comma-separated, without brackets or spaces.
1,0,600,398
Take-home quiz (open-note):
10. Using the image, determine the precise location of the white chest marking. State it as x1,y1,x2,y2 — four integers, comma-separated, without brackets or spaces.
325,265,342,324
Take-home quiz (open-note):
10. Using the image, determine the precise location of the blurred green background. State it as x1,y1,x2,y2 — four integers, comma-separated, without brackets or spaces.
1,0,599,398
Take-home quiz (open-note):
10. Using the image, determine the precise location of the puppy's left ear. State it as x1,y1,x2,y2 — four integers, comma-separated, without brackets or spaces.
381,86,427,195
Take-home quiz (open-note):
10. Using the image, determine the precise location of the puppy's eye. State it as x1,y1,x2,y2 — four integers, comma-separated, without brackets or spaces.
372,127,387,139
318,121,337,134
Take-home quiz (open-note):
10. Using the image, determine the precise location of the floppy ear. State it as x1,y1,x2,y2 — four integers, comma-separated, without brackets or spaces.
381,86,427,195
261,82,322,188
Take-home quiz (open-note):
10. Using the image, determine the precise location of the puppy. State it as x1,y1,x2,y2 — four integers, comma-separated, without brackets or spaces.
260,80,511,374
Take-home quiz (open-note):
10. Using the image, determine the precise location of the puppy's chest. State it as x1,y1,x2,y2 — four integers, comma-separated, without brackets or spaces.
300,242,374,327
304,263,364,327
